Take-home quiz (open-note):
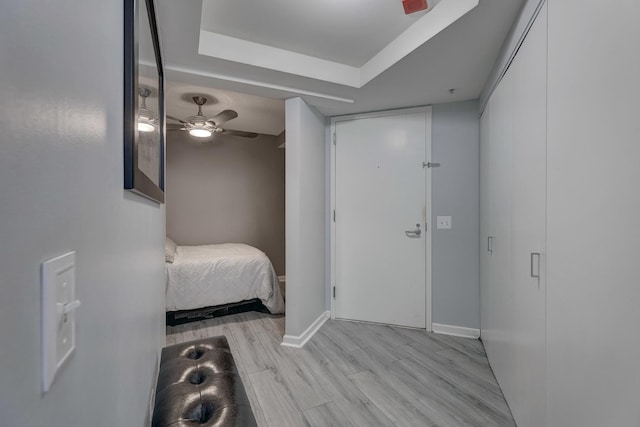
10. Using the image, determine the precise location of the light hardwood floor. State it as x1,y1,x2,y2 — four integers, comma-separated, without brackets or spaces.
166,312,515,427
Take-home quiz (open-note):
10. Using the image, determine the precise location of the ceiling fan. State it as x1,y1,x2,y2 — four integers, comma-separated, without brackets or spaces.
167,96,258,139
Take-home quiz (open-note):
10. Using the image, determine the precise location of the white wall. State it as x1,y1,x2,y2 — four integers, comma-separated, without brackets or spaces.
285,98,327,337
0,2,166,426
431,100,480,329
546,1,640,425
166,132,286,275
479,0,544,111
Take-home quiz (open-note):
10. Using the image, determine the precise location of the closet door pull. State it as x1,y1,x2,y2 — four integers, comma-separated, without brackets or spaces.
530,252,541,279
487,236,493,253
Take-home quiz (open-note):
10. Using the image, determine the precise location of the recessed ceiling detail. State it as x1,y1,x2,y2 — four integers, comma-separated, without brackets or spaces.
156,0,525,117
197,0,478,88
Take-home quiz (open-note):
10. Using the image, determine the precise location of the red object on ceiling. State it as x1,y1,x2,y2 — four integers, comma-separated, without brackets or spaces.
402,0,428,14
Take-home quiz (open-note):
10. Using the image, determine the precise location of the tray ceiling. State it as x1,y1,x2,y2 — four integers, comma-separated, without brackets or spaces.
198,0,475,87
200,0,442,68
156,0,525,117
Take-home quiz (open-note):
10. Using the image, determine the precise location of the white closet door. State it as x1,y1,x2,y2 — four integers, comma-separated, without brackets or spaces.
510,5,547,426
479,102,493,338
484,65,516,402
481,6,548,427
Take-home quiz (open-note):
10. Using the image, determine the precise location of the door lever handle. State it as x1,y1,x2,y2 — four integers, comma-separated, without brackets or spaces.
405,224,422,238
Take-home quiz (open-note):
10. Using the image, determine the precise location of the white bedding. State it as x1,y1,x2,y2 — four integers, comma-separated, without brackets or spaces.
166,243,284,314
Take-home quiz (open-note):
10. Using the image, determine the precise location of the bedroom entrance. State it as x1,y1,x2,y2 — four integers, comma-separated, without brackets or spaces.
164,83,286,323
332,107,432,329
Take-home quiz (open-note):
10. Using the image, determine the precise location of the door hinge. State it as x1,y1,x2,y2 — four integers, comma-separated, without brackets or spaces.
333,209,336,222
333,286,336,298
333,133,336,144
423,162,441,168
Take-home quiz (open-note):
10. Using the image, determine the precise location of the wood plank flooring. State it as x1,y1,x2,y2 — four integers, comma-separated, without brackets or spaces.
166,312,515,427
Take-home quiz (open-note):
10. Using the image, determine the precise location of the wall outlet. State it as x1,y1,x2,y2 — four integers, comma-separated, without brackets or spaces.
437,216,452,229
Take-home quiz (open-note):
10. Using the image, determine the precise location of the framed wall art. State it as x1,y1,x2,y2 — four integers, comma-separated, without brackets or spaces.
124,0,165,203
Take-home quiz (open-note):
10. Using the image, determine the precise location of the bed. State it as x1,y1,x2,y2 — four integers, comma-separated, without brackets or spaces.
165,240,284,321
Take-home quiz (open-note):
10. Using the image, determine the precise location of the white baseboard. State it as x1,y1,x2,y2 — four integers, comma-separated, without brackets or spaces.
281,311,330,348
432,323,480,339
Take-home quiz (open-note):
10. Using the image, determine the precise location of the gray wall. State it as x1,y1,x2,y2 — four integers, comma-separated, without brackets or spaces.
285,98,327,337
166,132,285,275
0,2,166,426
431,100,480,329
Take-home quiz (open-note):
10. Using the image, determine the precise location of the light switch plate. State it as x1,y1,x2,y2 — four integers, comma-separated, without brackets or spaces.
437,216,452,229
42,251,78,392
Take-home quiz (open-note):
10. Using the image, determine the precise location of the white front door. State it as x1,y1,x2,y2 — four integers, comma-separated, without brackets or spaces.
333,108,430,328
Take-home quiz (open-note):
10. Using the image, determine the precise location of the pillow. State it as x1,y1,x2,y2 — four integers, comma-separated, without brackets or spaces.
165,237,177,263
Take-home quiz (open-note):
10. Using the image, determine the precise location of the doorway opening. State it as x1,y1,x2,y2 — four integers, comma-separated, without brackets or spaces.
164,82,286,325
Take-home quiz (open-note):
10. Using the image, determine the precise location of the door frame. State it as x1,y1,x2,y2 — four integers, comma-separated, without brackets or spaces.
329,106,433,331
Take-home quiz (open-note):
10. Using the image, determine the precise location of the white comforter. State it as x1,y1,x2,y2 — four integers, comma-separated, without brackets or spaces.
166,243,284,314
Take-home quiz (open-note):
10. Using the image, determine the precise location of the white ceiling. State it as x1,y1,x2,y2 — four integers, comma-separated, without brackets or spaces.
156,0,525,120
197,0,476,88
200,0,441,68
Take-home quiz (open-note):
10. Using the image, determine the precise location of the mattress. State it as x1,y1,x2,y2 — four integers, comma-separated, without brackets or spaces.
166,243,284,314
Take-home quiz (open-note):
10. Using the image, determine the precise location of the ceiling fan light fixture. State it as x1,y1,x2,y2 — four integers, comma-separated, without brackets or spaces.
138,121,155,132
189,128,212,138
137,88,157,132
168,95,252,140
138,108,157,132
184,113,214,137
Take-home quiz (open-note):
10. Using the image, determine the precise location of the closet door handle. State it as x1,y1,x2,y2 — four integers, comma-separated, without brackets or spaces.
487,236,493,253
530,252,541,279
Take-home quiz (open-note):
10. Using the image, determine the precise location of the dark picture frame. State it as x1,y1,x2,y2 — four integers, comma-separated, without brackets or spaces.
124,0,165,203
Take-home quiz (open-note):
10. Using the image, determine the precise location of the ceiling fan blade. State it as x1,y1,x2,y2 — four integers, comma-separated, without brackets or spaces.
207,109,238,126
167,115,187,124
221,129,258,138
167,123,185,131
